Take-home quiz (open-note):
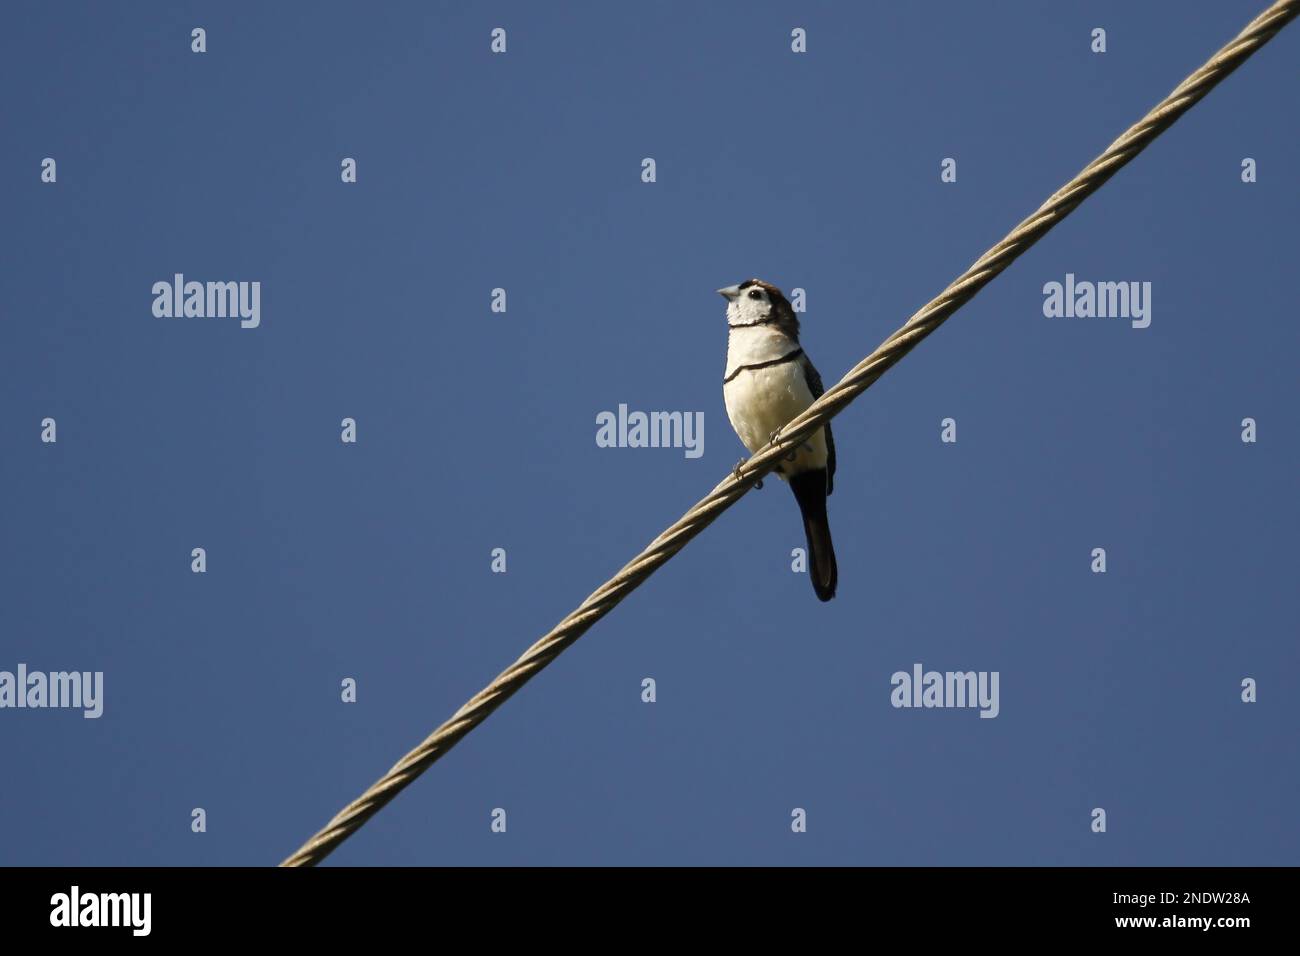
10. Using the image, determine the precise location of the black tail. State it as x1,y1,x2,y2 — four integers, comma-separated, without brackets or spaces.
789,470,837,602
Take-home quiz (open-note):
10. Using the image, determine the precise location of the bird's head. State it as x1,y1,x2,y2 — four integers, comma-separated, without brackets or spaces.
717,279,798,334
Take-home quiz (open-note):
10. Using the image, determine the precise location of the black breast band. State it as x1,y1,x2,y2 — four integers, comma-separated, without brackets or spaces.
723,348,804,385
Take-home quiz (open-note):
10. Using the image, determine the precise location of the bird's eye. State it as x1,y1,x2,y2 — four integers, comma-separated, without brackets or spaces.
747,289,763,300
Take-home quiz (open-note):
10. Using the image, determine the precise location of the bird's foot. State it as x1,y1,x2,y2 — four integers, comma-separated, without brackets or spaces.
770,427,799,461
733,459,762,490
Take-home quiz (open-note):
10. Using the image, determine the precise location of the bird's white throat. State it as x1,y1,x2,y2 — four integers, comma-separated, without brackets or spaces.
724,324,799,380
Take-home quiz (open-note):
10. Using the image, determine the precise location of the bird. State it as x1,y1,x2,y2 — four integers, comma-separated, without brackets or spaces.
718,279,837,601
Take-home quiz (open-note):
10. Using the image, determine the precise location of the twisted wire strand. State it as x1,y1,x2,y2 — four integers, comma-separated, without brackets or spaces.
282,0,1299,867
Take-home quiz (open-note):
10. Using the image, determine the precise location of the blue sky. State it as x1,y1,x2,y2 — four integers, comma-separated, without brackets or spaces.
1,0,1296,866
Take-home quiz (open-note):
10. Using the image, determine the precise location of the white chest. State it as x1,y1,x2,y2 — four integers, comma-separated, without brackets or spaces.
724,324,800,380
722,351,828,475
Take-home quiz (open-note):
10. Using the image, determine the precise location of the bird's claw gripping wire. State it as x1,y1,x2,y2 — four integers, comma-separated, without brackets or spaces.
733,459,762,490
769,427,799,462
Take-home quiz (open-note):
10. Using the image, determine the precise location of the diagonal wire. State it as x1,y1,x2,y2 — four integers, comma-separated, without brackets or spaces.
282,0,1299,866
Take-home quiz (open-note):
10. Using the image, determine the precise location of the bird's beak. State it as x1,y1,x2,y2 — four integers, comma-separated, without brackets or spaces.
716,285,741,301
